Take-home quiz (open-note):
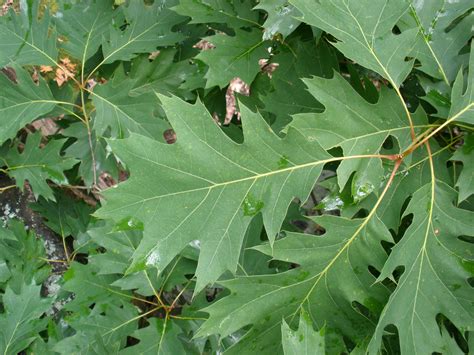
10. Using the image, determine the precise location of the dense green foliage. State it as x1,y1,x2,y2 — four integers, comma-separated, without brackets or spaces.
0,0,473,353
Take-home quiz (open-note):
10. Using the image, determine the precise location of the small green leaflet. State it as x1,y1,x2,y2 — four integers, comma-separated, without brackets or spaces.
368,182,474,354
97,95,332,292
4,132,78,200
282,309,325,355
450,43,474,125
451,135,473,202
255,0,301,40
291,0,417,88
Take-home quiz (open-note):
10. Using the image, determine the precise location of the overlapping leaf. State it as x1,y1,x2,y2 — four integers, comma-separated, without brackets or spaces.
368,182,474,354
197,214,392,353
404,0,474,84
290,72,427,198
0,1,58,66
56,0,114,63
172,0,259,29
291,0,417,88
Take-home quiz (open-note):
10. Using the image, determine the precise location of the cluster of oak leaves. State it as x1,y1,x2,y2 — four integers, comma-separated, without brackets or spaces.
0,0,473,354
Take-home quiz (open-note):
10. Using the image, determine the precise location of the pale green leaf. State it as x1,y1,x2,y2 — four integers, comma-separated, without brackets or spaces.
96,95,332,292
255,0,301,40
120,319,187,355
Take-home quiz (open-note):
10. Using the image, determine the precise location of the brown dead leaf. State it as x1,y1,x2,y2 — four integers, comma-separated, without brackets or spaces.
1,67,17,83
53,57,77,86
31,118,61,136
148,50,161,60
193,39,216,51
225,77,250,125
40,65,54,73
32,67,39,85
0,0,13,16
259,59,279,78
163,129,177,144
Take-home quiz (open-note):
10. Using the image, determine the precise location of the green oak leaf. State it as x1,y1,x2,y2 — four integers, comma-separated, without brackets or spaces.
404,0,474,84
5,133,78,200
55,0,114,63
0,0,58,66
0,282,52,355
0,65,58,144
171,0,259,29
255,0,301,40
291,0,418,88
368,182,474,354
197,214,392,353
451,134,473,202
120,319,187,355
290,72,427,198
91,65,166,138
196,28,269,88
96,95,333,292
450,43,474,124
282,309,325,355
100,0,184,65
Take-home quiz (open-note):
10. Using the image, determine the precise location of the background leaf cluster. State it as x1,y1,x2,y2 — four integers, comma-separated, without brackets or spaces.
0,0,473,354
